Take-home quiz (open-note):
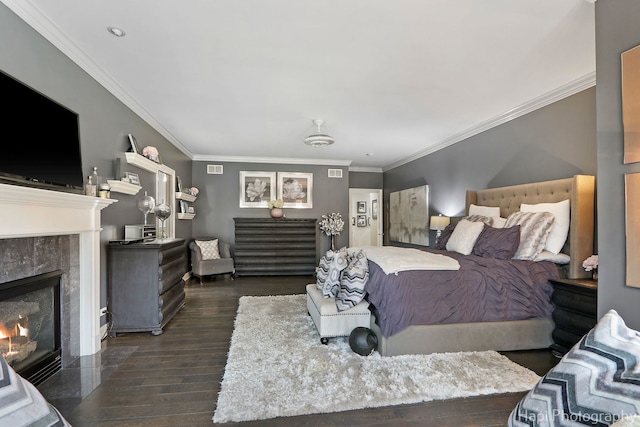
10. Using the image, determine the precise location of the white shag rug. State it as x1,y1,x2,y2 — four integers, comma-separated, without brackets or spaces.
213,294,540,423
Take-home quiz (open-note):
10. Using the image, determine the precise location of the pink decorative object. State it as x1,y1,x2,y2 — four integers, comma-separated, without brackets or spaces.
582,255,598,271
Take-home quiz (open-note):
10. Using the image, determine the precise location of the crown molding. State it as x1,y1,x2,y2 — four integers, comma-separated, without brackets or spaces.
192,154,352,167
383,71,596,172
348,166,383,173
1,0,195,159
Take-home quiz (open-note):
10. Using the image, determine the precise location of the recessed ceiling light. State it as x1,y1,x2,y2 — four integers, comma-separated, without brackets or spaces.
107,27,126,37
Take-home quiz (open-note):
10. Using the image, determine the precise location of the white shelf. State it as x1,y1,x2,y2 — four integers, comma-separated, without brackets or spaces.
107,180,141,195
176,192,196,202
177,213,195,220
125,152,161,173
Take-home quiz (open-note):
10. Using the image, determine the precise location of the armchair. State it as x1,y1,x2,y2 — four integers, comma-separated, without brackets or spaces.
189,238,235,284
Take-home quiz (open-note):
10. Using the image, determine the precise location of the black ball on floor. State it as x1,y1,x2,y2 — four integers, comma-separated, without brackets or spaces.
349,327,378,356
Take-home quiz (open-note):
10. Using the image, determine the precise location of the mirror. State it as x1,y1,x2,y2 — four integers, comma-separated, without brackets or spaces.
155,167,175,239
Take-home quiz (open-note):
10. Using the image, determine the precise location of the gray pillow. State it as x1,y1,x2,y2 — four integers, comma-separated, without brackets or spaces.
504,211,555,260
335,249,369,311
509,309,640,426
322,247,348,298
472,225,520,260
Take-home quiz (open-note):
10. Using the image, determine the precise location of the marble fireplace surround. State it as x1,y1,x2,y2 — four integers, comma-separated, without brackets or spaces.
0,183,115,359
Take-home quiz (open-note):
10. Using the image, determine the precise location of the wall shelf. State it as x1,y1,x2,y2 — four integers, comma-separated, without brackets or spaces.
124,152,161,173
177,213,195,220
107,180,141,195
176,192,196,202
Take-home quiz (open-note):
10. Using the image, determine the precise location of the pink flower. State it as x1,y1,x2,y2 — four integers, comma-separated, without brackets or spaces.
582,255,598,271
142,146,159,157
189,187,199,196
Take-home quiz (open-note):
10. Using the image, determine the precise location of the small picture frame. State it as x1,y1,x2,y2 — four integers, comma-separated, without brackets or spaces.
187,206,195,214
372,199,379,220
127,134,139,154
357,201,367,214
357,214,367,227
180,200,188,213
125,172,140,186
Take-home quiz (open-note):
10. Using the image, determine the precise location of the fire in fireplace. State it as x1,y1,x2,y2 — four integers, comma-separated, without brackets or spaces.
0,270,62,385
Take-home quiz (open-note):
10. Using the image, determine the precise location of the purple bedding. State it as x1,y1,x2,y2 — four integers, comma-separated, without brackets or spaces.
365,248,558,338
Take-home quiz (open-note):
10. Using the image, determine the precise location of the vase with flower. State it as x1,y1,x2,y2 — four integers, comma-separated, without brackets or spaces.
319,212,345,250
582,254,598,280
142,146,159,162
268,199,284,218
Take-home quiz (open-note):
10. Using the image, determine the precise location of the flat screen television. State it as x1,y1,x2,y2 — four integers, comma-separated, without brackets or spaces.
0,70,84,193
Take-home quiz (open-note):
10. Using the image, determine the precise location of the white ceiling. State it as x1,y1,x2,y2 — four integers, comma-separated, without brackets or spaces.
3,0,595,171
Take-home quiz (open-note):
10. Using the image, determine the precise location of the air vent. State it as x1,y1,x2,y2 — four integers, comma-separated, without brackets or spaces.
207,164,223,175
328,168,343,178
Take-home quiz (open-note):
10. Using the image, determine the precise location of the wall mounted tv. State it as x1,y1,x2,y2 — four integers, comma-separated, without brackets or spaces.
0,70,84,193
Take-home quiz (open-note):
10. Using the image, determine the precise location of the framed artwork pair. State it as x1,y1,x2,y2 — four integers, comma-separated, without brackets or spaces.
239,171,313,209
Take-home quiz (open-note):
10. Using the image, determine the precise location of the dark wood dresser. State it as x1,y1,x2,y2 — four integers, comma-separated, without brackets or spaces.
107,238,187,335
234,218,317,276
549,277,597,356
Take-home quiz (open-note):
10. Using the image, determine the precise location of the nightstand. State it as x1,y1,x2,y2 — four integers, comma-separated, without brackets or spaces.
549,278,597,357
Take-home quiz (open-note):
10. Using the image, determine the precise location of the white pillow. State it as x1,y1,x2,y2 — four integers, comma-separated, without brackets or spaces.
521,199,570,254
534,250,571,264
469,204,500,218
446,219,484,255
195,239,221,260
504,211,555,260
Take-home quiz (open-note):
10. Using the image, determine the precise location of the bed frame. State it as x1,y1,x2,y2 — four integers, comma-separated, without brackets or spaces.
371,175,595,357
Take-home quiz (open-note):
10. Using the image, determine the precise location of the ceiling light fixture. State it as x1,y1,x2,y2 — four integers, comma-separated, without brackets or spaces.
304,119,334,147
107,27,126,37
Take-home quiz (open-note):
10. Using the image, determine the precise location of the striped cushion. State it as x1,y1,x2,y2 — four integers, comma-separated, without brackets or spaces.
509,309,640,426
0,356,70,427
335,249,369,312
504,211,555,260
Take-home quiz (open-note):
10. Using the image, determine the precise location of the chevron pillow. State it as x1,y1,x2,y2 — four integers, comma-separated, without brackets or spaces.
0,356,71,426
509,309,640,426
335,249,369,312
316,250,334,291
322,247,348,298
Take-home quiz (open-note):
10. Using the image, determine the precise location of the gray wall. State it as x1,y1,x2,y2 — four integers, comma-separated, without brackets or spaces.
384,87,597,245
349,171,383,189
0,4,193,311
191,162,349,254
594,0,640,328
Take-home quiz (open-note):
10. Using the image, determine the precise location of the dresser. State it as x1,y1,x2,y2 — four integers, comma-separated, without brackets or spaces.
549,278,597,356
107,238,187,335
234,218,317,276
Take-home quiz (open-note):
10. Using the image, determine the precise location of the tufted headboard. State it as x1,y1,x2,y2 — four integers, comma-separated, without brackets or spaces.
465,175,595,279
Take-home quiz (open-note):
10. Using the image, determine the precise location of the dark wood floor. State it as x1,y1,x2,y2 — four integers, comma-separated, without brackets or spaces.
64,275,559,427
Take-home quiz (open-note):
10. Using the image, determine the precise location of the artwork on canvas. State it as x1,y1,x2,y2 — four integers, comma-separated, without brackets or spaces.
625,173,640,287
277,172,313,209
239,171,276,208
389,185,429,246
623,44,640,164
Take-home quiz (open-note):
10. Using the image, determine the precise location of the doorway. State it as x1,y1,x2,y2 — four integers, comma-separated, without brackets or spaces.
349,188,383,247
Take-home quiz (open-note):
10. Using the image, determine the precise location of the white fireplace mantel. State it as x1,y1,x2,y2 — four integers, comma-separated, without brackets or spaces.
0,183,116,356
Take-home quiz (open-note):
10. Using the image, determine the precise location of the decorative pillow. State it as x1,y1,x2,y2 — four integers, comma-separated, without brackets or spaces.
521,199,570,254
322,247,348,298
435,223,456,250
316,250,334,290
464,214,507,228
534,250,571,264
0,356,71,427
335,249,369,312
508,310,640,426
469,204,500,218
446,219,484,255
195,239,221,260
472,225,520,260
504,211,555,260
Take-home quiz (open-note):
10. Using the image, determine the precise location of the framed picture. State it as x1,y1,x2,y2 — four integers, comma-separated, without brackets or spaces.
124,171,140,186
180,200,188,213
372,199,379,219
239,171,276,208
357,214,367,227
357,201,367,214
127,134,139,154
277,172,313,209
176,176,183,193
187,206,195,214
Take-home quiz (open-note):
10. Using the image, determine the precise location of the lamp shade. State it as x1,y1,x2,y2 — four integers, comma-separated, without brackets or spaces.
429,215,450,231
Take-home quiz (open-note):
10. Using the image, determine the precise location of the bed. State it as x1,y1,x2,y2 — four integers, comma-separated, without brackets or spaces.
366,174,595,356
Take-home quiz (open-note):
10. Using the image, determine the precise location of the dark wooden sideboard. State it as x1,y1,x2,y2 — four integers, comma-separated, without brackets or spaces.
234,218,317,276
107,238,187,335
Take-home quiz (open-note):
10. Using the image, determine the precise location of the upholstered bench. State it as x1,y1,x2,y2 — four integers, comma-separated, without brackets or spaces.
306,283,371,344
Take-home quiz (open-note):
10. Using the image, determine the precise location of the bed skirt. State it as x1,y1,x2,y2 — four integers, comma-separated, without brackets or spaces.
370,316,554,357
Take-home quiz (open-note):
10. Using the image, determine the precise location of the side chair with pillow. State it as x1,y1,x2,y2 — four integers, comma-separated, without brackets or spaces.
189,237,235,284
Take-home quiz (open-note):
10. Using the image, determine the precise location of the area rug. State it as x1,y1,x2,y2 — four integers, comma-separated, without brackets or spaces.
213,294,540,423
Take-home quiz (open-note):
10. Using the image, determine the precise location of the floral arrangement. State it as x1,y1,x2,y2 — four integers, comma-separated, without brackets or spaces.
186,187,199,196
268,199,283,209
319,212,344,236
142,146,159,158
582,254,598,271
